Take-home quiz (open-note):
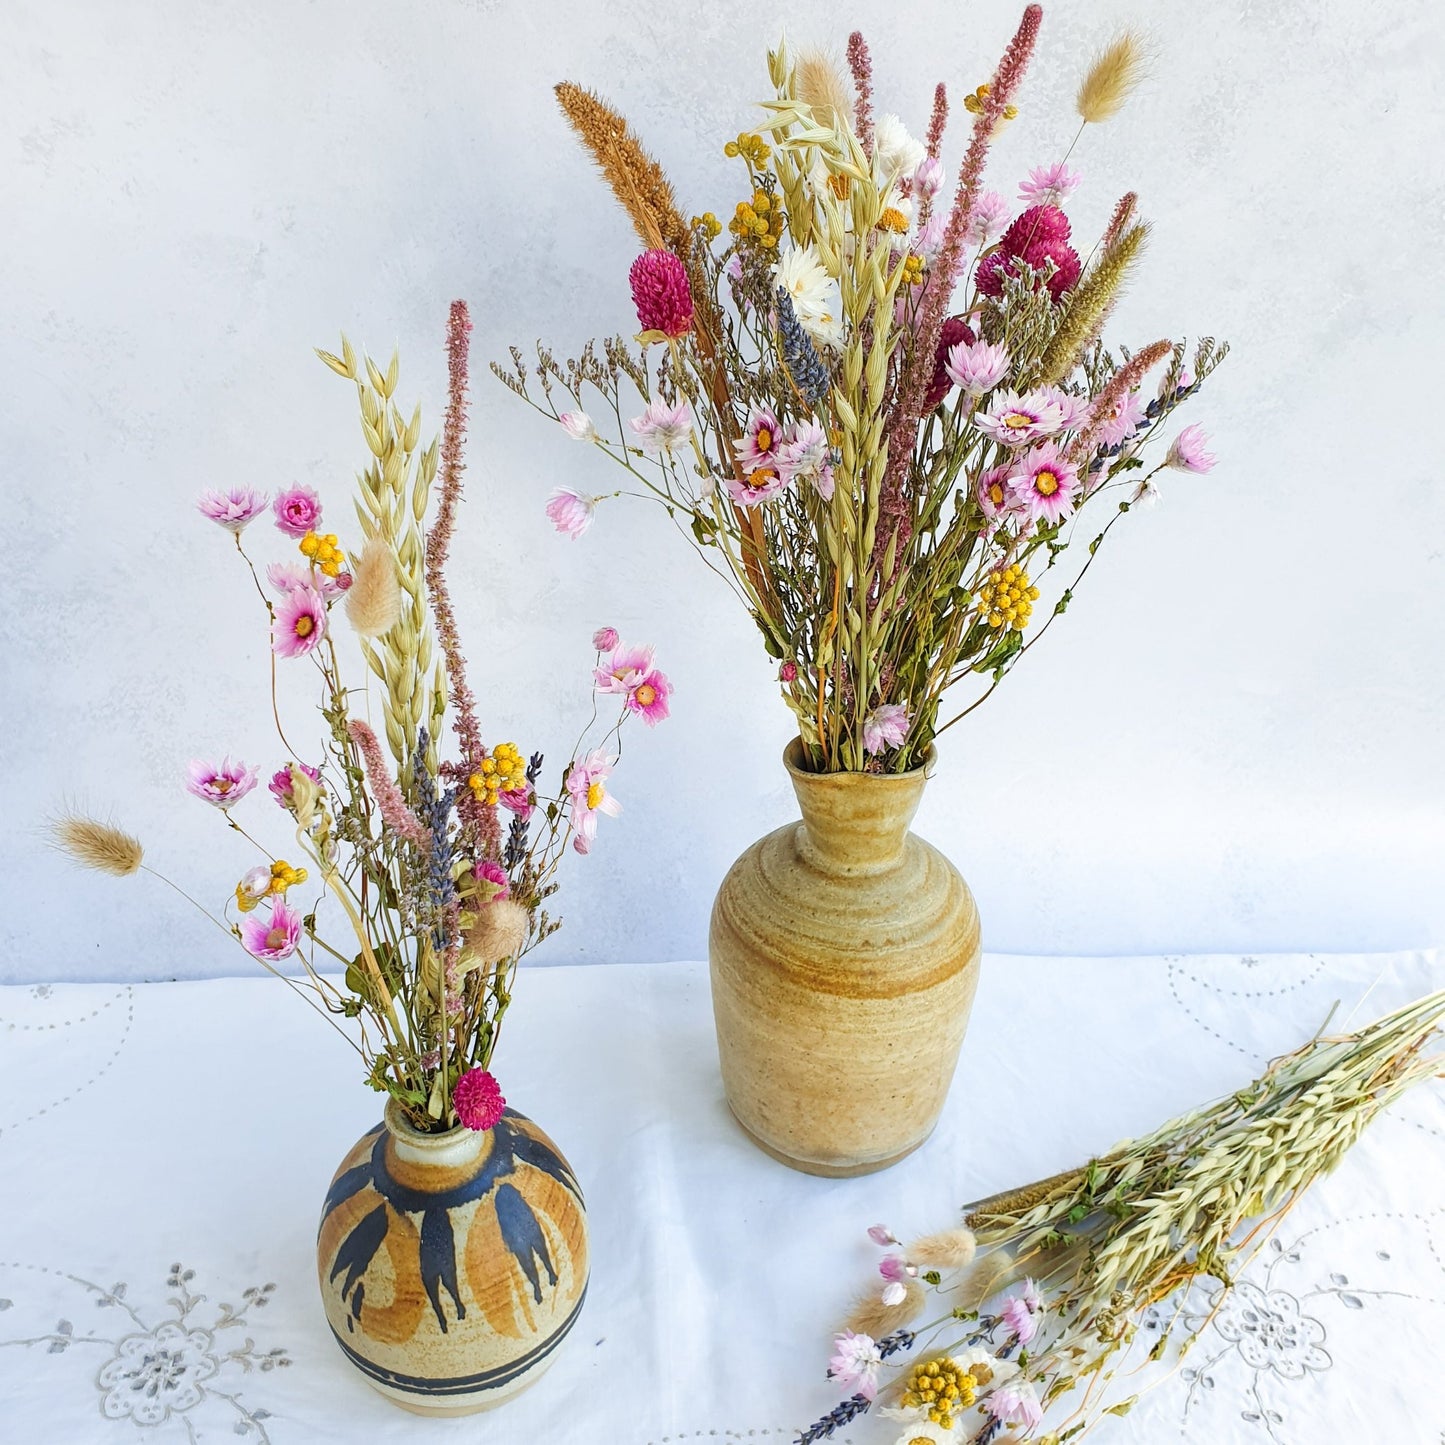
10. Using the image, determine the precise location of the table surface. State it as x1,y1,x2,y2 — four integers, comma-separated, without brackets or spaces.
1,951,1442,1445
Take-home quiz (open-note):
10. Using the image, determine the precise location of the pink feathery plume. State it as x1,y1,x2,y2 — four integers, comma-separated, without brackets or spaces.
1101,191,1138,251
348,720,431,851
424,301,500,860
846,31,875,155
877,4,1044,556
1068,338,1173,468
925,82,949,160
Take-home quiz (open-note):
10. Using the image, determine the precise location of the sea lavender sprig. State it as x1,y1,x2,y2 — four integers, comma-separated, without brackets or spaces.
776,288,831,408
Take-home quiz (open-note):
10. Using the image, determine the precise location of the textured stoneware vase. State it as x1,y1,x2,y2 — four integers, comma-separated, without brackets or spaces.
710,739,981,1176
316,1101,588,1415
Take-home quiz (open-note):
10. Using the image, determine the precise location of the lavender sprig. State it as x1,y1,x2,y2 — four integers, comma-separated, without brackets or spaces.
776,288,830,408
795,1393,871,1444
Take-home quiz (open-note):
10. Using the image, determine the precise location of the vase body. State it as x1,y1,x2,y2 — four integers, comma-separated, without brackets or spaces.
709,739,981,1176
316,1101,588,1416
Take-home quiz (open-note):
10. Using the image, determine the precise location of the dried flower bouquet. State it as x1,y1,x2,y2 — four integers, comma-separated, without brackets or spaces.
54,302,669,1134
498,9,1224,774
801,991,1445,1444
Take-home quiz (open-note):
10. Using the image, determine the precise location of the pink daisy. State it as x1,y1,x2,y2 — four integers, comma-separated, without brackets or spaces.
266,560,348,602
624,668,672,727
558,410,597,442
595,642,655,696
862,703,910,756
197,487,268,534
545,487,598,539
1038,385,1091,433
964,189,1010,246
723,465,789,508
1018,161,1081,206
269,761,321,809
974,389,1067,446
733,406,784,471
1008,442,1080,525
1093,389,1146,448
828,1332,883,1401
629,398,694,455
1165,423,1216,472
272,486,323,538
977,464,1021,521
186,757,258,810
272,585,327,659
945,338,1011,396
566,749,621,855
453,1068,507,1131
499,784,534,821
239,898,302,962
629,249,694,338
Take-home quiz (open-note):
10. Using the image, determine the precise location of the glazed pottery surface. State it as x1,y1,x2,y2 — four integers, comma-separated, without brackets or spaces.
709,739,982,1176
316,1101,588,1416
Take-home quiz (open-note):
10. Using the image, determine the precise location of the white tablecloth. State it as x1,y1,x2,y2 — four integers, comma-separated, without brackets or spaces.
1,952,1442,1444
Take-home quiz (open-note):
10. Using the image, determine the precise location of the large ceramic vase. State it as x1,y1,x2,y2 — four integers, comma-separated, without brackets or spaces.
710,738,981,1176
316,1101,588,1416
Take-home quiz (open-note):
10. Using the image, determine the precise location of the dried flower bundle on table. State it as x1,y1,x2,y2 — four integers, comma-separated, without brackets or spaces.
499,8,1223,774
54,302,669,1134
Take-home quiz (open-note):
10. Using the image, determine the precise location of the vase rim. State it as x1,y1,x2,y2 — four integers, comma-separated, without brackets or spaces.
782,736,936,783
383,1097,474,1149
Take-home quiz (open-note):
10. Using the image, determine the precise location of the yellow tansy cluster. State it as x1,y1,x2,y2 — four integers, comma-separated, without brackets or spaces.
723,132,771,168
729,188,785,249
902,254,926,286
977,564,1040,631
236,859,308,913
691,211,723,241
299,530,345,577
900,1356,977,1432
468,742,527,807
963,81,1020,124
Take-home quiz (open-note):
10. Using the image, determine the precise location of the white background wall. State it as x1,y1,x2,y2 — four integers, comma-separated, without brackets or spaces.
3,0,1442,983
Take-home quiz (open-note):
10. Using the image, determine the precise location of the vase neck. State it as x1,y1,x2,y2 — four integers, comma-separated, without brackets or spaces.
788,760,928,875
383,1099,486,1172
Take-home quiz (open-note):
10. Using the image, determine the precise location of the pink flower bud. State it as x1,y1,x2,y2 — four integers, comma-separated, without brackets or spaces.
592,626,620,652
867,1223,898,1246
779,661,799,683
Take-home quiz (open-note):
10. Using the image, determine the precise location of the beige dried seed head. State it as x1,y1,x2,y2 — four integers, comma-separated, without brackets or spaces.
50,815,144,876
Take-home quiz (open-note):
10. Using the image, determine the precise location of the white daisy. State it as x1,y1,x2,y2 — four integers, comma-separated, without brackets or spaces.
774,244,845,351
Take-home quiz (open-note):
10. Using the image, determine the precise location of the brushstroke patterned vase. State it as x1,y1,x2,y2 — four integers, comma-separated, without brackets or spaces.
710,739,981,1176
316,1101,588,1416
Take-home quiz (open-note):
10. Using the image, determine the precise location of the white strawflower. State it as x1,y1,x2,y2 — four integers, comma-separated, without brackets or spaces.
873,113,925,184
774,245,845,351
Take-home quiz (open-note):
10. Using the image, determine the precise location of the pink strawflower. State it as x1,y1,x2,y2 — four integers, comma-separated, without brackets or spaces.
629,249,694,338
945,337,1011,396
964,189,1010,246
197,487,268,534
879,1254,910,1283
272,585,327,659
828,1332,884,1401
914,155,945,195
592,626,620,652
453,1068,507,1132
923,316,975,411
272,486,323,538
629,397,694,455
1001,1293,1040,1344
595,642,655,695
733,406,784,471
499,784,535,820
723,465,789,508
915,210,947,259
186,757,258,810
779,661,799,683
566,749,622,855
975,389,1067,446
269,761,321,809
474,858,510,902
1093,389,1146,447
1038,385,1091,433
240,898,302,962
266,560,347,602
1008,442,1080,525
862,704,910,756
779,419,833,499
867,1224,899,1246
986,1379,1044,1430
558,410,597,442
977,464,1021,521
624,668,672,727
1166,423,1216,472
545,486,598,539
1018,161,1081,206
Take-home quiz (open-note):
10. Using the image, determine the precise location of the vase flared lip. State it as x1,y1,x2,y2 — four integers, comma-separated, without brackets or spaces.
782,735,936,784
383,1097,475,1150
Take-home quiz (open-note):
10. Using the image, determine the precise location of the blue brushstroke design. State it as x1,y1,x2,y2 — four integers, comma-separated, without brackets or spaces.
494,1182,557,1305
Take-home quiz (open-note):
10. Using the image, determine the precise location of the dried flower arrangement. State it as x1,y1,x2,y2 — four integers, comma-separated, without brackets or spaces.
495,9,1225,774
799,991,1445,1444
52,302,669,1133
